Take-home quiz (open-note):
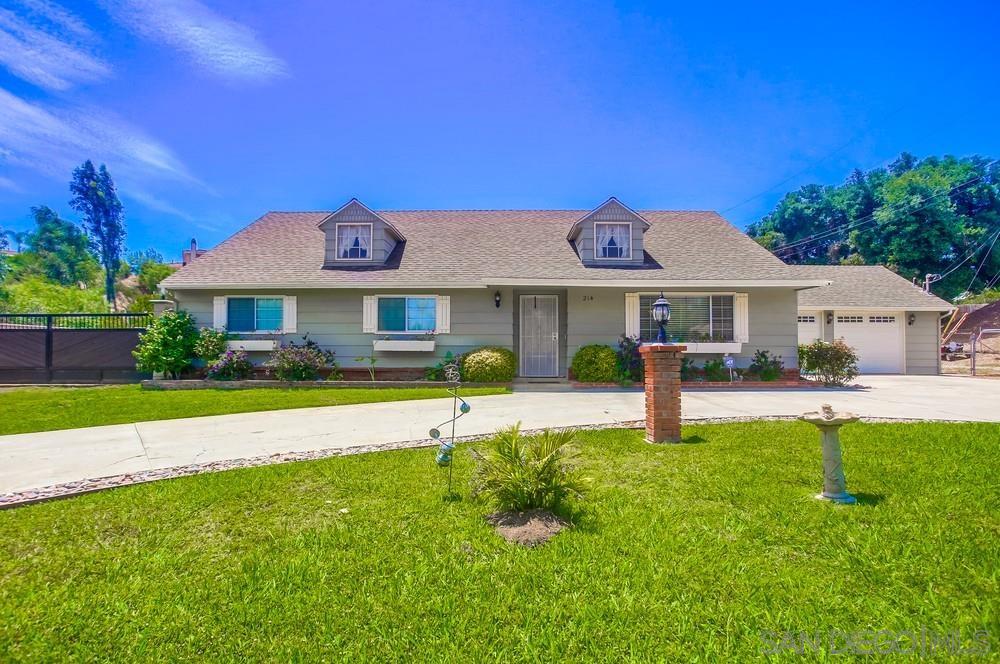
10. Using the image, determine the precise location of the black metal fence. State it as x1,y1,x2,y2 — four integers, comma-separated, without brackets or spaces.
0,313,152,383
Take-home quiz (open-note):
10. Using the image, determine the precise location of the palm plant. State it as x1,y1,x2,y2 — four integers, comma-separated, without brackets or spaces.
472,424,588,512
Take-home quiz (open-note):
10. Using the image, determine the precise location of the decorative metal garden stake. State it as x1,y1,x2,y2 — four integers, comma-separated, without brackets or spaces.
800,404,860,504
429,363,470,495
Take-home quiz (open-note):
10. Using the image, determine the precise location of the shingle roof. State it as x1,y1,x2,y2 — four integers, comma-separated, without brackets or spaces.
161,209,826,289
795,265,952,311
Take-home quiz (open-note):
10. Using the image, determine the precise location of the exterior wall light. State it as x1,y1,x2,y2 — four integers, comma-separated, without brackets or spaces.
494,291,502,308
826,312,834,326
908,313,915,326
651,292,671,343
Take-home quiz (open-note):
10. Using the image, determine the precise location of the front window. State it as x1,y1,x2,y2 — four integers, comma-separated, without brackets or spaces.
639,294,734,342
377,296,437,333
595,222,631,259
227,297,283,332
336,223,372,260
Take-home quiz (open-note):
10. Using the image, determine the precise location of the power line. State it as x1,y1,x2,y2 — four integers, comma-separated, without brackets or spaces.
964,229,1000,292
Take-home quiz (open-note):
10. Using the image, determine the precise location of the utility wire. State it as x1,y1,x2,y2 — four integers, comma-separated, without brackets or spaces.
964,229,1000,292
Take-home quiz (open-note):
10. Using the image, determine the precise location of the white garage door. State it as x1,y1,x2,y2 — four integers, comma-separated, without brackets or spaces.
798,312,822,344
834,311,904,374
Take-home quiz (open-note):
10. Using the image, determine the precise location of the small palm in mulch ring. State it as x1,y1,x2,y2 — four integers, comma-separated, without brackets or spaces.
472,423,588,547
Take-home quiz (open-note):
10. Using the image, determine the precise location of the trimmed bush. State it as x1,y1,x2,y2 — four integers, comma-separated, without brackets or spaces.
461,346,517,383
703,358,728,382
799,339,859,386
206,350,253,381
571,344,618,383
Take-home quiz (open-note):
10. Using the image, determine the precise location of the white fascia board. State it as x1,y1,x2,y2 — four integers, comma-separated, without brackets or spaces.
163,282,488,290
483,278,834,288
814,305,956,312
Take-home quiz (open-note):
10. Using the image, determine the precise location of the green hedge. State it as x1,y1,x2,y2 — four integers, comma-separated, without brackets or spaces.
571,344,618,382
461,346,517,383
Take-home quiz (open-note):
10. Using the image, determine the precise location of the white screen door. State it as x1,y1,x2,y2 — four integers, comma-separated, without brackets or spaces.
519,295,559,377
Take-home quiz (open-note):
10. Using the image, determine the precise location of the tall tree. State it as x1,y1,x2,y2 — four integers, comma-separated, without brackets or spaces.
24,206,100,285
0,225,8,281
4,229,28,252
69,160,126,308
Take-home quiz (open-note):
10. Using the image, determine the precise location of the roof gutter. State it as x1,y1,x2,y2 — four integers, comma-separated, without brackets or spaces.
484,278,834,288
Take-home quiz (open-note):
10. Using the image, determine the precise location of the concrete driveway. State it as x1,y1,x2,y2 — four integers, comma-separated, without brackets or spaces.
1,375,997,495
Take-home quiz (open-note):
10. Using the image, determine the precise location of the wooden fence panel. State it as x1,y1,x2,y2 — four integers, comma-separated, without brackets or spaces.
51,330,142,369
0,330,46,368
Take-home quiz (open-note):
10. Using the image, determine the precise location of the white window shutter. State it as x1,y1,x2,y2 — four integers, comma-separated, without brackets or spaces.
213,296,227,330
734,293,750,342
436,295,451,334
624,293,640,338
362,296,377,333
283,296,297,334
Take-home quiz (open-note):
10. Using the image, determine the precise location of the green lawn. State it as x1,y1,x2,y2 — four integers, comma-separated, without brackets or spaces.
1,422,996,660
0,384,510,436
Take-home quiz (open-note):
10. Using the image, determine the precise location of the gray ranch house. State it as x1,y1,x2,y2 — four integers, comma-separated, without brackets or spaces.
160,198,951,377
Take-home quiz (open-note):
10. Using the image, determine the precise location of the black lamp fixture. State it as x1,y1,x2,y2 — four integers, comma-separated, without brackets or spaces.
494,291,502,309
650,292,671,343
908,313,915,326
826,312,834,326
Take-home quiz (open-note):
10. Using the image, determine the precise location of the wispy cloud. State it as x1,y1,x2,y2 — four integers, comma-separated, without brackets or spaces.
0,86,197,185
101,0,288,82
0,175,19,191
0,4,110,91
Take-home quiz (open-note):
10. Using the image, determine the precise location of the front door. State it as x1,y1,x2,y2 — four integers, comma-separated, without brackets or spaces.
519,295,559,377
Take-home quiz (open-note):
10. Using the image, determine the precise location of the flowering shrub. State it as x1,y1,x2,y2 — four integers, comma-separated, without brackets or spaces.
206,350,253,381
748,349,784,381
267,337,341,381
194,327,229,364
798,339,859,386
616,334,642,382
133,310,198,378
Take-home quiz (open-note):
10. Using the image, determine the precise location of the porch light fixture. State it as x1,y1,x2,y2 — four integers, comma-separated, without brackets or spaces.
494,291,502,308
826,312,834,326
650,292,671,343
908,313,915,326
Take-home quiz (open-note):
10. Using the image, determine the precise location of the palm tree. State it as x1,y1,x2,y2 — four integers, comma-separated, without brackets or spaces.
4,229,27,252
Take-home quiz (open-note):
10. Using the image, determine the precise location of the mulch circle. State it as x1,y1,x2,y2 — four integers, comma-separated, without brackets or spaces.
486,508,568,547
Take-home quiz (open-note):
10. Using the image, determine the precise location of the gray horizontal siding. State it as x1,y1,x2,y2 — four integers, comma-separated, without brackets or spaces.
174,288,513,369
905,311,940,375
566,286,799,369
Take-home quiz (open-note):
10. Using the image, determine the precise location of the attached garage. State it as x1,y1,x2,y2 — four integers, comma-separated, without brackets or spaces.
795,266,953,375
831,311,904,373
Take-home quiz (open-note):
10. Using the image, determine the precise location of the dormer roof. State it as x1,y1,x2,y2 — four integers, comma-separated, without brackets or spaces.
566,197,651,241
317,198,406,242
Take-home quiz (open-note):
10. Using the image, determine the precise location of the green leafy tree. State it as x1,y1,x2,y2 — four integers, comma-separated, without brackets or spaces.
0,276,106,313
133,310,199,378
137,260,176,294
4,228,28,252
126,248,164,272
22,206,100,286
0,226,8,281
748,153,1000,300
70,160,126,308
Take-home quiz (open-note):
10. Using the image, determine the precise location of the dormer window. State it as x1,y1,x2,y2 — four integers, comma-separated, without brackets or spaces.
595,222,631,259
336,223,372,260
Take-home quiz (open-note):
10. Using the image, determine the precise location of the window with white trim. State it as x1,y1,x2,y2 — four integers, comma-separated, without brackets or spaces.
377,296,437,333
336,223,372,260
227,297,283,332
837,315,864,323
639,294,734,342
595,222,631,259
798,315,817,323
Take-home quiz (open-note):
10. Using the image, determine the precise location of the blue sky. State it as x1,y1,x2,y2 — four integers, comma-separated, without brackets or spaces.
1,1,998,260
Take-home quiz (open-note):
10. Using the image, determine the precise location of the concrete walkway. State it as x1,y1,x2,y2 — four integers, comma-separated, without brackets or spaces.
1,375,997,494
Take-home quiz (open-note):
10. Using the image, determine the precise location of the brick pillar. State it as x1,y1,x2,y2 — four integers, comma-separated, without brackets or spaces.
638,343,686,443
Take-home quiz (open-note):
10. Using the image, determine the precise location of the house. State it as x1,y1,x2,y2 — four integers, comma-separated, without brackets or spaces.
794,265,951,374
160,197,948,377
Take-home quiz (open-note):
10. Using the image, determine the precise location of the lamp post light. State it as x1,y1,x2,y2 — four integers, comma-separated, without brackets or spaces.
650,292,671,344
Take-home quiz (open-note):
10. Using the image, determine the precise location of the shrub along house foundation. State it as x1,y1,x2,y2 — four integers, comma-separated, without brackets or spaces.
160,197,950,378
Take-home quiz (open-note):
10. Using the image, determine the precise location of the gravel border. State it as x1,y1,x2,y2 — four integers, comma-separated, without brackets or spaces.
0,416,966,509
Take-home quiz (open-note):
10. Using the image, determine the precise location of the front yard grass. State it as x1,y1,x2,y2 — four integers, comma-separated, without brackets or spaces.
1,421,996,660
0,384,510,436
